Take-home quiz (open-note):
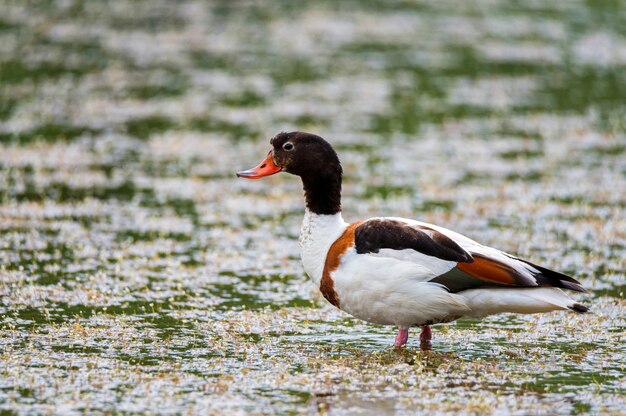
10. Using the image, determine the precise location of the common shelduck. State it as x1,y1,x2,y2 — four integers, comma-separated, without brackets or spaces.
236,132,588,350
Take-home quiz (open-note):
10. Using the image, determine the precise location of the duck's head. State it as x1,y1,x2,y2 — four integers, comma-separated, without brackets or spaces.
236,131,341,181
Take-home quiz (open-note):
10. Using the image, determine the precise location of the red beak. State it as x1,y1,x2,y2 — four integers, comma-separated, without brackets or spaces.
236,151,282,179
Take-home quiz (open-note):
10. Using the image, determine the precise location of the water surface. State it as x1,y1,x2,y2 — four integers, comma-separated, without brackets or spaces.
0,0,625,414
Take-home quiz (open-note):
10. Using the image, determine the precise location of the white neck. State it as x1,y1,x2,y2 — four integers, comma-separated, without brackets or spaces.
299,209,347,285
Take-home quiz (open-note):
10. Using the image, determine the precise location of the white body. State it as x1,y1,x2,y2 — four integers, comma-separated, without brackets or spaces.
300,211,579,329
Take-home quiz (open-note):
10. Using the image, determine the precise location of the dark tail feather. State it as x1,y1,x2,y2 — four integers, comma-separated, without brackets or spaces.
518,259,588,293
568,303,589,313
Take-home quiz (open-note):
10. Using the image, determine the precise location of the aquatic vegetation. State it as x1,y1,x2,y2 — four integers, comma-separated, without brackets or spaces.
0,0,625,414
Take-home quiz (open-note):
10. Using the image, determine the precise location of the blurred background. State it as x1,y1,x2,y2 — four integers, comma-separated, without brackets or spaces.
0,0,625,414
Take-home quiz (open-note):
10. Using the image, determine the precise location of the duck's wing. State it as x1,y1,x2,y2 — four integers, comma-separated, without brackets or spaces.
354,218,473,262
354,218,587,293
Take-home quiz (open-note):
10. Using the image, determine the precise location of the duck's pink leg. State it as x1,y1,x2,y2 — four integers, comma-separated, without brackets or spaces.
420,325,432,351
394,328,409,347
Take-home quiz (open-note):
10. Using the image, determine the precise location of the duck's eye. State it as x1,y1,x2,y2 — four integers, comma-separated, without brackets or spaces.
283,142,294,151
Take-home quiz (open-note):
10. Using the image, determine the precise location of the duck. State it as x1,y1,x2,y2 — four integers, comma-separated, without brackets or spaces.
236,131,588,350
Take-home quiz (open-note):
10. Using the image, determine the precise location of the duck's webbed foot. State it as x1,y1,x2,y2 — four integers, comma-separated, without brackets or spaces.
419,325,432,351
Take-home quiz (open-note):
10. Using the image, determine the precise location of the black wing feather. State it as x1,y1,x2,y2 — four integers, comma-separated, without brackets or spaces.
515,257,588,293
354,219,473,263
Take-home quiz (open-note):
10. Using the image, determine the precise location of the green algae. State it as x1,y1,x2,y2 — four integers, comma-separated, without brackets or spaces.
0,124,100,145
125,116,176,141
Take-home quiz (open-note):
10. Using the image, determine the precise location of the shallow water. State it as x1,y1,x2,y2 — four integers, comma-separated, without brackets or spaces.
0,0,625,414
